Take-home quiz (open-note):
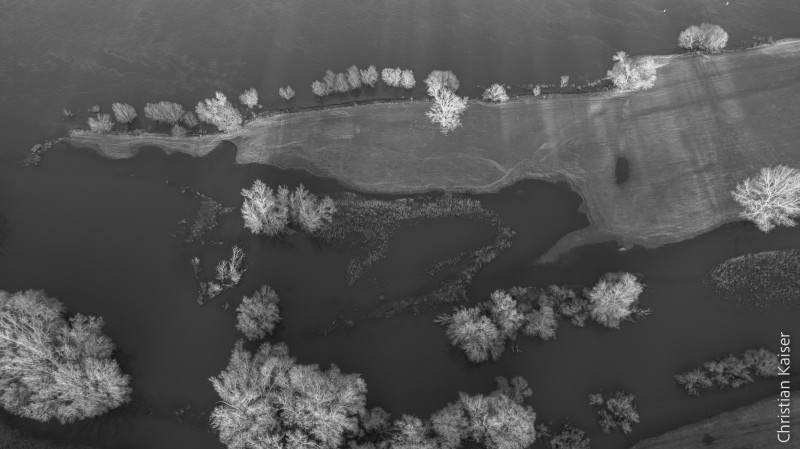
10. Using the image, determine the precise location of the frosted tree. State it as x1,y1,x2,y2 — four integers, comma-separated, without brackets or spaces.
482,84,509,103
360,65,379,87
438,307,504,363
144,101,184,124
523,303,558,340
209,341,367,449
312,80,329,97
241,180,291,236
560,75,570,88
181,111,199,128
549,424,590,449
322,70,337,92
732,165,800,232
586,272,644,328
391,415,439,449
171,124,186,137
381,67,402,87
674,368,713,396
425,73,469,134
195,92,243,133
678,23,728,52
333,73,350,93
216,245,246,287
588,391,639,434
0,290,131,424
346,65,362,90
606,51,657,91
488,290,525,340
289,184,336,234
236,285,281,340
239,88,259,109
424,70,460,92
278,85,296,101
399,69,416,89
111,103,137,124
87,113,113,133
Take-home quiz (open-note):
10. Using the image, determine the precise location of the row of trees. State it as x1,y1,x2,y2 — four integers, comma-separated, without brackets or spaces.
732,165,800,232
240,180,336,237
437,273,648,363
311,66,381,97
0,290,131,424
674,347,780,396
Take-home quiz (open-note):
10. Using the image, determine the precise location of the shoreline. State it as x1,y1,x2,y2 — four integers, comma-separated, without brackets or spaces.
63,39,800,261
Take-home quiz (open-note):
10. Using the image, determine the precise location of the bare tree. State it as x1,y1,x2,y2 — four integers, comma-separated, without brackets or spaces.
239,88,259,109
360,65,379,87
87,113,114,133
482,84,509,103
678,23,728,52
236,285,281,340
216,245,246,287
438,307,503,363
278,85,296,101
195,92,243,133
144,101,184,124
241,180,291,236
732,165,800,232
606,51,657,91
399,69,416,89
425,73,469,135
0,290,131,424
111,103,137,124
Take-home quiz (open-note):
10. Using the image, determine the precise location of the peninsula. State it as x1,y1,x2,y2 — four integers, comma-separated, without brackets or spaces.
66,40,800,261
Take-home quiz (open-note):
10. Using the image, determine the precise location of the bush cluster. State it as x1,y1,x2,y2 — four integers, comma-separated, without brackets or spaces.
674,347,780,396
588,391,639,434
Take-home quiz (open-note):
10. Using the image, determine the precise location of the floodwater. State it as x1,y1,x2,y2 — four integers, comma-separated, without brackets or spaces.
1,1,800,448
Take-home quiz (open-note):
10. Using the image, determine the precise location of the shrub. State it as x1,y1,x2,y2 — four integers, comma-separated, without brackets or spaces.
743,347,780,377
346,65,362,90
494,376,532,405
674,348,779,396
674,368,713,396
704,356,753,389
210,341,367,449
215,245,246,287
181,111,199,128
360,65,379,87
144,101,184,124
550,285,589,327
488,290,525,339
87,113,113,133
483,84,509,103
589,391,639,434
399,69,416,89
678,23,728,52
523,303,558,340
195,92,243,133
111,102,137,124
278,85,296,101
392,415,438,449
732,165,800,232
606,51,657,91
560,75,569,88
381,67,402,87
238,88,259,108
425,72,469,134
440,307,504,363
549,423,590,449
532,85,542,96
236,285,281,340
586,272,644,328
0,290,131,424
171,124,186,137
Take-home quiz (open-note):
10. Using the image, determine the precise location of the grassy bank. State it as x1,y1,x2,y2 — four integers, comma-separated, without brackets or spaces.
66,40,800,260
631,393,799,448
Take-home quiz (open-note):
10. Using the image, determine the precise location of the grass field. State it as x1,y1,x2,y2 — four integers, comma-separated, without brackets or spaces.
66,40,800,261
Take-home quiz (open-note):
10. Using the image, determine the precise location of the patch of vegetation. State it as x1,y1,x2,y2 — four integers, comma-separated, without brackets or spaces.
547,422,591,449
674,348,780,396
192,245,246,305
21,138,64,167
588,391,639,434
710,250,800,309
174,186,236,245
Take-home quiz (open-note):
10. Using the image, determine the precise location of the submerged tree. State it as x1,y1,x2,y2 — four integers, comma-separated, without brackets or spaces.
0,290,131,424
144,101,184,125
588,391,639,434
482,84,509,103
241,180,291,236
675,347,780,396
585,272,644,328
239,88,259,109
195,92,243,133
236,285,281,340
87,113,114,133
732,165,800,232
438,307,503,363
181,110,199,128
209,340,367,449
111,102,137,124
215,245,246,287
289,184,337,235
674,368,713,396
549,423,590,449
606,51,657,91
678,23,728,52
278,85,296,101
360,65,379,87
425,71,469,135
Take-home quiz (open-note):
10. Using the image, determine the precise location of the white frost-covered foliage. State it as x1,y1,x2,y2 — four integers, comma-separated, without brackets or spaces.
236,285,281,341
312,80,329,97
333,73,350,94
241,180,336,236
216,245,246,287
488,290,525,340
195,92,243,133
87,113,113,133
381,67,402,87
560,75,570,88
482,84,509,103
606,51,657,92
239,88,259,109
732,165,800,232
440,307,503,363
399,69,416,89
425,71,468,135
111,103,137,124
181,111,199,128
346,65,362,90
209,340,367,449
278,85,295,101
585,272,644,329
678,23,729,52
0,290,131,424
144,101,184,124
360,65,379,87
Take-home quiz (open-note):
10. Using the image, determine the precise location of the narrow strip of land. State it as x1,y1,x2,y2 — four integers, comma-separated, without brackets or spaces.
66,40,800,260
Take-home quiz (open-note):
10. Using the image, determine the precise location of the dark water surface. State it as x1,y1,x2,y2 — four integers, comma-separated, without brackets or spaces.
2,1,800,448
